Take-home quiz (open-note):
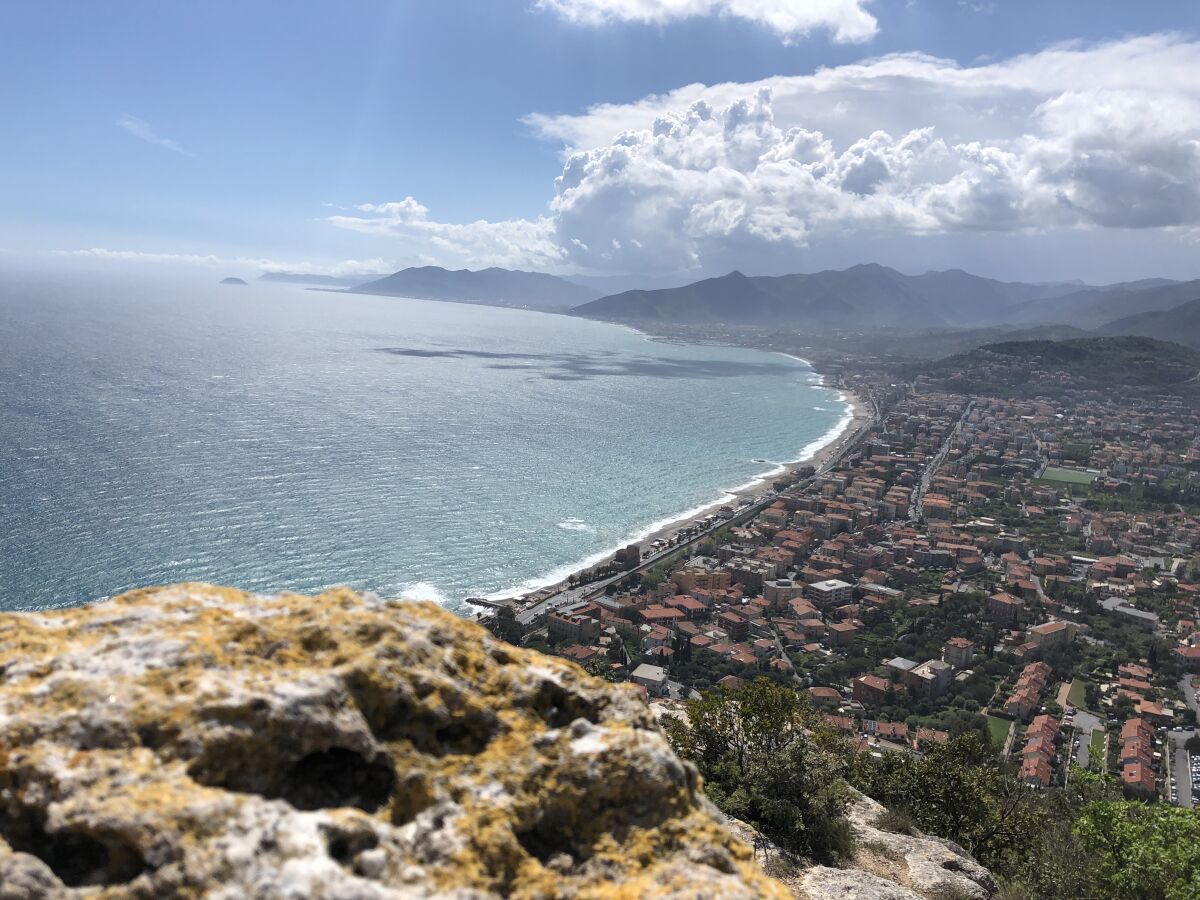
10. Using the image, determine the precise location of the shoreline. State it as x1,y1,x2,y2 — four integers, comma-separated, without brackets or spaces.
472,360,869,610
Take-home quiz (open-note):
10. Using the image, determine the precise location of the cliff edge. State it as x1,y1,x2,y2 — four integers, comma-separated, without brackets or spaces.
0,584,787,898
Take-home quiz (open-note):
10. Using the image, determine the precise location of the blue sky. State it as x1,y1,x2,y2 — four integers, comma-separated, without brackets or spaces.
4,1,1200,282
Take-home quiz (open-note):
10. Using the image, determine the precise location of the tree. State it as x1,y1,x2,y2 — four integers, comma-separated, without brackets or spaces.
1073,802,1200,900
1112,694,1137,721
664,678,854,862
851,733,1045,877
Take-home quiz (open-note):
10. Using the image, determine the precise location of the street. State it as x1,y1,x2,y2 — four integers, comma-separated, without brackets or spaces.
910,400,974,522
1071,711,1103,770
1168,729,1195,809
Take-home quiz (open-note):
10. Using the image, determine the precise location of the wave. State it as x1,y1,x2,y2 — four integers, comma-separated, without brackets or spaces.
557,518,595,532
478,357,855,605
396,580,454,606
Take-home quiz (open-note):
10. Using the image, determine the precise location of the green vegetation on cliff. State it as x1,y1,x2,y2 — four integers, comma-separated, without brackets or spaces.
926,336,1200,397
668,678,1200,900
663,679,854,863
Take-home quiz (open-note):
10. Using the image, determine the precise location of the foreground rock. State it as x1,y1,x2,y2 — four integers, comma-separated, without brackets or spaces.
843,795,996,899
0,584,788,899
728,795,996,900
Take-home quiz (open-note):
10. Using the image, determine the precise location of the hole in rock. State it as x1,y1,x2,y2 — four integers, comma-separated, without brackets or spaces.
516,818,577,866
281,748,395,812
321,823,380,867
0,804,146,887
531,681,601,728
348,678,501,756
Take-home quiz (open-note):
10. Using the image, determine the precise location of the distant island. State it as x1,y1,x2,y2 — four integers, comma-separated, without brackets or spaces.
220,277,247,285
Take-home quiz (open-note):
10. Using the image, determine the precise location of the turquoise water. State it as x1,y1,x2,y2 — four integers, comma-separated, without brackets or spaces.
0,269,849,613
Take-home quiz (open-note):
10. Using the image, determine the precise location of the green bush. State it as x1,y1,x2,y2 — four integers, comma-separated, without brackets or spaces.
664,677,855,863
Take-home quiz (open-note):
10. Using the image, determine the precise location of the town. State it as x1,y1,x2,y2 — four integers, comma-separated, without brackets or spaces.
484,346,1200,810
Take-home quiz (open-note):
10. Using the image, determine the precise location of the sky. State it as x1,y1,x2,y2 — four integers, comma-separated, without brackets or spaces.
4,1,1200,284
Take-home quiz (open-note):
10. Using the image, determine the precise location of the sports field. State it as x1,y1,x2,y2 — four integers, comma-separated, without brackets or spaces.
1041,466,1096,485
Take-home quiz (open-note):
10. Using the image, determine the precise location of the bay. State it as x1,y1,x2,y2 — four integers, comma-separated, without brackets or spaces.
0,269,849,613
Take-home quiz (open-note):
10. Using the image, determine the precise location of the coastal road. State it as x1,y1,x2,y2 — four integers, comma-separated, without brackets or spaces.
512,398,881,627
514,485,781,626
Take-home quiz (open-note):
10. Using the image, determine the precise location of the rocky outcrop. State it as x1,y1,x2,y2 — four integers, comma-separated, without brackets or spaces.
733,794,996,900
843,795,996,899
0,584,787,899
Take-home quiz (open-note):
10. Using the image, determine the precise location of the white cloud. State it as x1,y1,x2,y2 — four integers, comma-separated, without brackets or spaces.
117,114,192,156
523,34,1200,149
535,0,878,44
336,34,1200,275
328,198,566,270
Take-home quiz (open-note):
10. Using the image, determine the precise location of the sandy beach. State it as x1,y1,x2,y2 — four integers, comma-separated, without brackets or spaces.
612,384,870,564
499,380,871,606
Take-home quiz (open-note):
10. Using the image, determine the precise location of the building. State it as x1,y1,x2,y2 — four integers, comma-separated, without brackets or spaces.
725,558,775,594
1003,661,1052,721
764,578,806,607
1101,597,1160,631
1122,762,1158,797
1029,620,1078,649
885,657,918,678
852,674,892,707
907,659,954,699
1176,645,1200,672
808,686,842,705
825,621,861,647
630,663,669,697
1120,718,1154,768
942,637,975,669
986,591,1024,624
868,720,909,743
673,557,733,593
806,578,854,608
1021,711,1061,787
547,611,600,645
717,609,749,641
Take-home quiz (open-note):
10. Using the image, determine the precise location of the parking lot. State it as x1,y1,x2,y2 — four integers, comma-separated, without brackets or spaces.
1168,728,1196,808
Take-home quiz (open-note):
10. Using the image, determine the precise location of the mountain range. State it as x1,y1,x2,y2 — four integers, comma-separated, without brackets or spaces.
324,262,1200,349
571,263,1200,334
350,266,599,310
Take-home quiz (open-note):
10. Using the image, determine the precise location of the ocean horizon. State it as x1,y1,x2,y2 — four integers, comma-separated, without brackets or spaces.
0,268,851,614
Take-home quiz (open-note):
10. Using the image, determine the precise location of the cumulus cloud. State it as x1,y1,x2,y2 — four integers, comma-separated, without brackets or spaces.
340,34,1200,274
535,0,878,44
117,114,191,155
328,198,565,269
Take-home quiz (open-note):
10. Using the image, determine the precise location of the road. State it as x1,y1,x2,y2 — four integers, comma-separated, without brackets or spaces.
1181,675,1200,719
1072,711,1103,770
910,400,974,522
1167,675,1200,808
1168,728,1195,809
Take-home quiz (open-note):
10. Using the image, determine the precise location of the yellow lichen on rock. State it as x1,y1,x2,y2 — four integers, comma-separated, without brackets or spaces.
0,583,788,899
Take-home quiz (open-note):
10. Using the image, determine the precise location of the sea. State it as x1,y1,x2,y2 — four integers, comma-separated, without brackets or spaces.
0,268,850,614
